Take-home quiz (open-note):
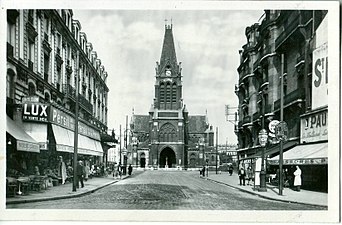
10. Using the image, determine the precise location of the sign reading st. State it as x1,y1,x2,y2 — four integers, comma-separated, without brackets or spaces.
22,103,49,122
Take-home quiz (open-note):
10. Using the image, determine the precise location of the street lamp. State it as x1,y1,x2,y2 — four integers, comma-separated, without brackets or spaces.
132,136,139,168
258,129,268,192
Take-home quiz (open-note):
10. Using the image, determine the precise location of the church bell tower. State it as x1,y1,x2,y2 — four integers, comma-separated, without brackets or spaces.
149,22,186,169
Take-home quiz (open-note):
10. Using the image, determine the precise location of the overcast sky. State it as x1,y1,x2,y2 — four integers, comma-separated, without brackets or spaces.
72,9,264,144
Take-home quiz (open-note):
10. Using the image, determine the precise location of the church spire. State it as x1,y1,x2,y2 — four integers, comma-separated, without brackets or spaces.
160,21,177,70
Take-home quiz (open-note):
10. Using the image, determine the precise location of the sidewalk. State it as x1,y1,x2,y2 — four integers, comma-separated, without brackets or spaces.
6,174,130,205
204,172,327,207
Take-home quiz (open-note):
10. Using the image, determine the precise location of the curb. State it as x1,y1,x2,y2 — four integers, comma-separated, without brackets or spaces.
6,176,130,205
205,177,327,208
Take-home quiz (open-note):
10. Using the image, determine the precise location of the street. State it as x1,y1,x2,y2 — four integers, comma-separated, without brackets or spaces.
7,170,326,210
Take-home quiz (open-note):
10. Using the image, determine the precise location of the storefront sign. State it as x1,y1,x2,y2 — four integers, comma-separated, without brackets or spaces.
50,107,100,140
312,16,328,110
301,110,328,143
22,103,49,122
269,158,327,165
17,140,40,153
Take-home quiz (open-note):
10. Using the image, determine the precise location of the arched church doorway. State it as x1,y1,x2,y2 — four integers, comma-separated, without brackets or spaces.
189,153,196,168
159,147,176,168
140,153,146,168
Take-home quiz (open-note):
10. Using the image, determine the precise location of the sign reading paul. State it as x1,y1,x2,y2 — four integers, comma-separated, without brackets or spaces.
312,15,328,110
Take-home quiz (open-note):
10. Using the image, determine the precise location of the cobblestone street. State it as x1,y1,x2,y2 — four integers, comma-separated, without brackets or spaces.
7,170,326,210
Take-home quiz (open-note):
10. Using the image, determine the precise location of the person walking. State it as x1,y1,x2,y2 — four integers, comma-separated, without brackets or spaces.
128,164,133,176
57,156,67,184
293,165,302,191
238,166,246,186
228,165,234,176
76,160,85,188
247,166,253,185
202,165,206,178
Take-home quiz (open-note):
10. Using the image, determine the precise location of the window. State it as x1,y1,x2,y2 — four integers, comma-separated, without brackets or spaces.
28,82,36,96
6,70,15,99
28,41,35,66
44,54,49,81
172,83,177,104
7,21,15,45
160,83,165,103
166,83,171,103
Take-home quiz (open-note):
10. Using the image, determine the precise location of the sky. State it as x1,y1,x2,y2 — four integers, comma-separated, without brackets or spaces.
72,9,264,145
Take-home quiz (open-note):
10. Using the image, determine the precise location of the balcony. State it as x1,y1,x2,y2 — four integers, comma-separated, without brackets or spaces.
274,89,305,109
26,18,38,43
79,94,93,113
242,115,251,125
55,47,63,69
63,84,76,99
252,111,261,121
63,84,93,113
7,42,14,58
275,12,311,50
43,33,52,53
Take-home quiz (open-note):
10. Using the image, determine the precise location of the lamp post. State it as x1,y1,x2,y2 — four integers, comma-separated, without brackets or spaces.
132,136,138,168
258,129,268,192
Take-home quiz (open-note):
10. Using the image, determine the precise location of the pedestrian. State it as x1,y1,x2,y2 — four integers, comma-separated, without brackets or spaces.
128,164,133,175
57,156,67,184
76,160,85,188
238,166,246,186
84,162,90,181
293,165,302,191
228,165,233,176
247,166,253,185
202,165,206,177
117,163,122,179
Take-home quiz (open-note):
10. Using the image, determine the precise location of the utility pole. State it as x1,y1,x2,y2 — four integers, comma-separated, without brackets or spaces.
125,115,128,149
72,50,80,192
226,137,228,164
279,53,285,195
215,127,218,174
119,124,122,165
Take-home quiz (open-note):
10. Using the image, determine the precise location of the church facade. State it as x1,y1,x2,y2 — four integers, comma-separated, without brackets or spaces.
129,24,214,169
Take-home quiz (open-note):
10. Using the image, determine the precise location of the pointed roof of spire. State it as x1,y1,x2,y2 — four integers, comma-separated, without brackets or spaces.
160,23,177,69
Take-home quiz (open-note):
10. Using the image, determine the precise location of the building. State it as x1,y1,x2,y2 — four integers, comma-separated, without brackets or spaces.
235,10,328,192
129,23,214,170
6,9,109,176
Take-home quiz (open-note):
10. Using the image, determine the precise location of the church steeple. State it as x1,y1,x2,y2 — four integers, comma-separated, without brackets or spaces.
154,22,183,111
159,22,177,72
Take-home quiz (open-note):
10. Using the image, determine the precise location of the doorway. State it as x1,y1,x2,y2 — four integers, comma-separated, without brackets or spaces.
140,153,146,168
159,147,176,168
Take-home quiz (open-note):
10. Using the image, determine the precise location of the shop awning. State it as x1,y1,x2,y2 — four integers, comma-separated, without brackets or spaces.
6,116,40,153
268,142,328,165
52,124,74,153
52,124,103,156
78,134,103,156
23,123,48,150
239,140,298,162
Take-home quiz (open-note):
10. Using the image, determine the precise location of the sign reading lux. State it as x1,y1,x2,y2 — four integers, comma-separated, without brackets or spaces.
22,103,49,122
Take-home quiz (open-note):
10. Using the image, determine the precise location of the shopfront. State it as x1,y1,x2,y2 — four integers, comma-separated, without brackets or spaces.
268,108,328,192
6,115,40,175
7,100,104,177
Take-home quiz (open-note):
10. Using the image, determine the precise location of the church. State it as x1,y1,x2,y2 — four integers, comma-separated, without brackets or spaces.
129,23,214,169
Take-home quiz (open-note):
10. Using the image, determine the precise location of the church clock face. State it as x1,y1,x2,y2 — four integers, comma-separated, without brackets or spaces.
165,70,171,76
